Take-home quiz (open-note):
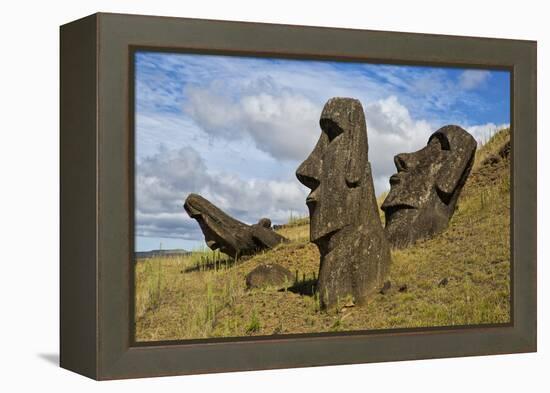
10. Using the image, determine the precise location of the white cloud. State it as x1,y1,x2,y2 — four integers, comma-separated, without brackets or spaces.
364,96,434,194
459,70,491,90
184,80,320,161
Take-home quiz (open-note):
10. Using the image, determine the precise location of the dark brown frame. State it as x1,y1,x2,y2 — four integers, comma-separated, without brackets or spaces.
60,12,537,380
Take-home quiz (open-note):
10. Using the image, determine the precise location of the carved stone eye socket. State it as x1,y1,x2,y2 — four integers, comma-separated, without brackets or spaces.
429,132,451,151
320,119,344,142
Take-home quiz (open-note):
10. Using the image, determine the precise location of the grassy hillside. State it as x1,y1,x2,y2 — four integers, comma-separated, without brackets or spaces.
135,129,511,341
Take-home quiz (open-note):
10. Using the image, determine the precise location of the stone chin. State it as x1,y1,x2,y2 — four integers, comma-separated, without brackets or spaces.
382,207,419,248
382,189,452,248
306,200,343,246
196,215,236,255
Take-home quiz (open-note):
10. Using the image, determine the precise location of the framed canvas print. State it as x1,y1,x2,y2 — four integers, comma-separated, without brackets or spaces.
60,12,537,380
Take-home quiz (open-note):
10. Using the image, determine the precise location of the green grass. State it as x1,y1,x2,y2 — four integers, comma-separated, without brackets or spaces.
286,211,310,227
135,129,511,341
473,127,510,171
246,309,261,334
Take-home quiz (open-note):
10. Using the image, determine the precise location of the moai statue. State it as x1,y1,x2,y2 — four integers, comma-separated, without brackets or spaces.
381,125,477,248
184,193,287,259
296,97,391,309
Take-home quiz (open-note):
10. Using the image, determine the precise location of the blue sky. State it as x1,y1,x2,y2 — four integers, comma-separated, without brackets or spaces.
134,51,510,252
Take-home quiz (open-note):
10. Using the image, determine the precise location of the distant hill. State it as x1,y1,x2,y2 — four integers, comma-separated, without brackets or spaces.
135,249,190,259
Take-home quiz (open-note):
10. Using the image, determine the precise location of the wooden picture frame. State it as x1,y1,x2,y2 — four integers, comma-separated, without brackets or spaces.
60,12,537,380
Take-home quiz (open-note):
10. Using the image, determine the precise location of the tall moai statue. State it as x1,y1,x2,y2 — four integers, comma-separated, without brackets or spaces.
381,125,477,248
296,97,391,309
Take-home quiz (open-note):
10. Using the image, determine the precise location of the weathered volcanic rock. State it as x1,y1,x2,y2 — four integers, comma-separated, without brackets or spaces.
482,153,500,166
381,125,477,248
257,217,272,228
245,263,294,289
379,280,391,295
296,97,391,309
184,193,287,258
499,140,511,159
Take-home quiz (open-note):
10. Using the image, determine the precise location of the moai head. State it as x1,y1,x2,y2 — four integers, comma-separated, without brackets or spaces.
381,125,477,248
184,193,248,257
296,97,370,245
296,98,390,308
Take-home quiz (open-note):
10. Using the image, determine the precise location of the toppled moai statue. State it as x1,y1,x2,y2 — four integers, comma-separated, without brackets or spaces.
296,97,391,309
184,193,287,259
381,125,477,248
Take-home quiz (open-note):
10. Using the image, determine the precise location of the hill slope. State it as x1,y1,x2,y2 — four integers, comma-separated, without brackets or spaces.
135,129,511,341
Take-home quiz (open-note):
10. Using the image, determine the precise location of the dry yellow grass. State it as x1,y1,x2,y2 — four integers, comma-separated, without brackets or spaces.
135,129,511,341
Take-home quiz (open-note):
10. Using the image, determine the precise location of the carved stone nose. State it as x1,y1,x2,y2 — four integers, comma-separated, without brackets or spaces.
296,159,320,191
394,153,410,172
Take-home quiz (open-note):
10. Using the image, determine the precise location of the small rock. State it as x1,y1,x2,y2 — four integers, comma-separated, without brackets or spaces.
257,217,272,228
379,280,392,294
245,263,294,289
438,277,449,287
499,140,511,159
482,154,500,166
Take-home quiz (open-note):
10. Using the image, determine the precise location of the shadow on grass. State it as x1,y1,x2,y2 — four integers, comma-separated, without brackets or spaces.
183,258,238,273
282,278,317,296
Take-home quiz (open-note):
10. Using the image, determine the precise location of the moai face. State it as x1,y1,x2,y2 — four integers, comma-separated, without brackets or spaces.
184,193,246,257
296,98,369,245
381,125,477,248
